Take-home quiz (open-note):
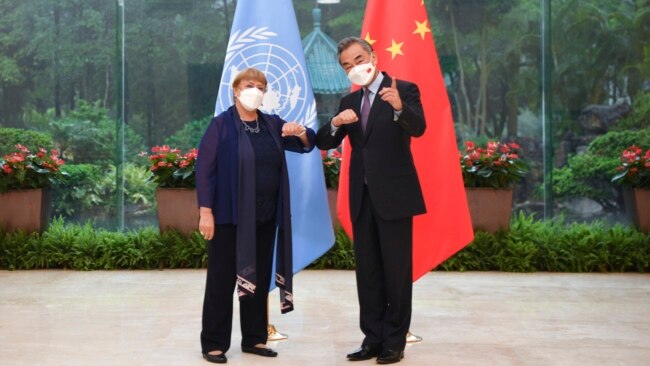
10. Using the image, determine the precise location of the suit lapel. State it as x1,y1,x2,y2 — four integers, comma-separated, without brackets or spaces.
348,90,365,141
364,74,392,140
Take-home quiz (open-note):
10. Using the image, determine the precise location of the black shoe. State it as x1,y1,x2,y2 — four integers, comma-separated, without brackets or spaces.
241,345,278,357
376,349,404,364
347,344,382,361
202,351,227,364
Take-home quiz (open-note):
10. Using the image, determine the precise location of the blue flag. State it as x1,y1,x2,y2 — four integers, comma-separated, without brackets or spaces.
215,0,335,280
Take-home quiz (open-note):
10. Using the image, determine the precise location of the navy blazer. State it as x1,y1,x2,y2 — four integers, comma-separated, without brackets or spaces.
316,72,426,221
196,106,316,224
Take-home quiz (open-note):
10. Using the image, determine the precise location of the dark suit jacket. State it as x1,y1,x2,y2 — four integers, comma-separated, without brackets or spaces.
316,72,426,221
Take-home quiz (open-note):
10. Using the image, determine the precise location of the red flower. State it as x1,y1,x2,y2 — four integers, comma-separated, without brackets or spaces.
612,145,650,188
487,141,498,152
321,148,343,189
15,144,29,153
1,145,65,190
140,146,197,188
459,140,527,188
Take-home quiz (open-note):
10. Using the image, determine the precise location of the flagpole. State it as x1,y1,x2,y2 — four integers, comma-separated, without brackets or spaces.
541,0,553,220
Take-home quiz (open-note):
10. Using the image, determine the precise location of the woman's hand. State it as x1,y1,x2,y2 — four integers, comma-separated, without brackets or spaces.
282,122,310,148
281,122,306,137
198,207,215,241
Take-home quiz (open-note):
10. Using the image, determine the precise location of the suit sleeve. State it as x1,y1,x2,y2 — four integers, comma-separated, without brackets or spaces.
316,99,348,150
196,117,220,208
395,82,426,137
278,116,316,153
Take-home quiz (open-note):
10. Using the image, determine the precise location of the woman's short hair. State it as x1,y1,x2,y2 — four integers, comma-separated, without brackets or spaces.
232,68,267,90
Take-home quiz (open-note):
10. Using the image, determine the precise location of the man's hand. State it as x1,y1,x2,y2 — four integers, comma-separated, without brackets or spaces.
379,77,402,111
332,109,359,127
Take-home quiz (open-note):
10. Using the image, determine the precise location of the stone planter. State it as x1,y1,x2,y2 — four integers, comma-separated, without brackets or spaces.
622,187,650,234
156,188,199,235
0,188,52,233
327,188,339,228
465,187,514,233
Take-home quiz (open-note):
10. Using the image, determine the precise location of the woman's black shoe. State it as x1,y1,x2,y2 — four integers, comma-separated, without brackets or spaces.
241,346,278,357
203,352,227,364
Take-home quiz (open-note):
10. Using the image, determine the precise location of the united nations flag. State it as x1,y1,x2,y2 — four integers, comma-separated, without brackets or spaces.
215,0,334,284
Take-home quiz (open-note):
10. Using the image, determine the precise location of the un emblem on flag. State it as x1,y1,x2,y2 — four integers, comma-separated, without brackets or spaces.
217,26,314,124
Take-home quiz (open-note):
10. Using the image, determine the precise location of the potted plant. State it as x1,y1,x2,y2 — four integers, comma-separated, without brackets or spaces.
460,141,527,232
0,144,66,232
322,149,342,227
611,145,650,233
140,145,199,235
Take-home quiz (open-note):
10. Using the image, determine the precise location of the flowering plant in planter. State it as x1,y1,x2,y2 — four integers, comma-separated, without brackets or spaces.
139,145,198,188
322,149,342,189
611,145,650,189
460,141,527,188
0,144,66,192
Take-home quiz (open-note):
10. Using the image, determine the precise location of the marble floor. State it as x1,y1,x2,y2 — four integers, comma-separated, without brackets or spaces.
0,270,649,366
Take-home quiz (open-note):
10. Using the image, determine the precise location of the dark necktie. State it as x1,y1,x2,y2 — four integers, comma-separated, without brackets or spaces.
360,88,371,132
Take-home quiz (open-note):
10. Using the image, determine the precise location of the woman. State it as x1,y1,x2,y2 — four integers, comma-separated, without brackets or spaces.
196,67,315,364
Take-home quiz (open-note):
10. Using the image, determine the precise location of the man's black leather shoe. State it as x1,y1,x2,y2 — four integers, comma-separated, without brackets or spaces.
346,344,381,361
376,349,404,364
241,346,278,357
202,352,227,364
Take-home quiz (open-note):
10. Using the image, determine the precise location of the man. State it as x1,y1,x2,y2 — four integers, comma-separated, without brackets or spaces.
316,37,426,364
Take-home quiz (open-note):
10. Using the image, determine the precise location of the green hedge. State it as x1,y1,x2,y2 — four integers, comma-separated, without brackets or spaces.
0,128,54,154
1,214,648,272
437,213,649,272
309,213,649,272
553,129,650,210
0,219,206,270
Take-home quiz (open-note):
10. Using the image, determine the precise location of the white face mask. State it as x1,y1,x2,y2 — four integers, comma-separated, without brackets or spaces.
347,62,376,86
237,87,264,111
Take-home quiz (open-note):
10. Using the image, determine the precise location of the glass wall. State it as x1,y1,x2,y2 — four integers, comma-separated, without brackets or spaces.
1,0,648,230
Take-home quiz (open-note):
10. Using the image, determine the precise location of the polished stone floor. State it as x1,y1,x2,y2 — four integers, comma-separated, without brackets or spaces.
0,270,649,366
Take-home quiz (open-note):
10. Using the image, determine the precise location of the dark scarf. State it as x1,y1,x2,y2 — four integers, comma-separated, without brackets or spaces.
229,107,294,313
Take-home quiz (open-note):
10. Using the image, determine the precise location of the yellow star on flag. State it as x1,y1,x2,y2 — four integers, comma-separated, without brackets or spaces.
364,32,377,46
413,19,431,40
385,39,404,59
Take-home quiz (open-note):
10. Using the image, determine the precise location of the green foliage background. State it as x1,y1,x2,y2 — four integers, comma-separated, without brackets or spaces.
1,215,648,272
1,0,649,227
553,129,650,210
0,128,54,153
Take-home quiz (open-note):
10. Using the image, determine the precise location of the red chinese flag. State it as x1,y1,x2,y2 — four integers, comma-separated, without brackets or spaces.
337,0,474,281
